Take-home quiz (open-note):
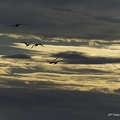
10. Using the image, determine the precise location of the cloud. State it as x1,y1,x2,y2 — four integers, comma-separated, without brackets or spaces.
0,88,119,119
0,33,43,40
52,51,86,59
2,54,31,59
113,88,120,94
4,80,59,89
61,67,111,74
1,0,120,39
42,6,72,13
52,51,120,64
90,88,110,93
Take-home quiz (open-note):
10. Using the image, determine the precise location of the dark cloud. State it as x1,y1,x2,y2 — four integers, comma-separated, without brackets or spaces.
1,0,120,39
42,6,72,13
2,54,31,59
90,88,110,93
40,0,120,8
52,51,120,64
5,80,60,89
95,16,120,24
53,51,86,59
113,88,120,93
0,79,90,90
0,88,119,119
40,0,77,5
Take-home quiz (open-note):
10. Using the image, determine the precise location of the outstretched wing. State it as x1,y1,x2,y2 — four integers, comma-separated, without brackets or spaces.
38,43,44,47
31,44,35,49
52,57,59,62
10,23,26,27
47,60,53,64
54,59,65,64
10,24,20,27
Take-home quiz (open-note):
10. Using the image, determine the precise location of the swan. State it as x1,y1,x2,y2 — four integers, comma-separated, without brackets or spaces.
21,41,32,46
47,57,59,64
10,23,27,27
31,43,44,49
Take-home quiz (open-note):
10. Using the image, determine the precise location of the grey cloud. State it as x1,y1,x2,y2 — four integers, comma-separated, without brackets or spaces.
2,54,31,59
2,79,89,90
0,88,119,119
1,0,120,39
62,67,111,74
40,0,120,8
52,51,120,64
95,16,120,24
113,88,120,93
40,0,80,6
51,8,72,12
0,79,71,89
11,67,42,74
5,80,59,89
52,51,86,59
90,88,110,93
42,6,72,13
10,66,69,75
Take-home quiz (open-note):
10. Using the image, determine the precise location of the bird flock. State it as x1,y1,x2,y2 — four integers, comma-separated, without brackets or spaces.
9,23,61,64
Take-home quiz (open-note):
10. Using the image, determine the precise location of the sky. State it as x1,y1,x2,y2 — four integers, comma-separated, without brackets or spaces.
0,0,120,119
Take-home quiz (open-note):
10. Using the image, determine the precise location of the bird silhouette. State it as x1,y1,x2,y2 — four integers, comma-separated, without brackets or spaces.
21,41,32,46
52,61,60,64
10,23,27,27
31,43,44,49
47,57,59,64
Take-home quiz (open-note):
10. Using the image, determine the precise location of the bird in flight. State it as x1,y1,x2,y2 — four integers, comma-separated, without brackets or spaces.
47,57,60,64
10,23,27,27
21,41,32,46
31,43,44,49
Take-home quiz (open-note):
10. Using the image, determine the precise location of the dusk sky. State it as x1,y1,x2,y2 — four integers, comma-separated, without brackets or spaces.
0,0,120,120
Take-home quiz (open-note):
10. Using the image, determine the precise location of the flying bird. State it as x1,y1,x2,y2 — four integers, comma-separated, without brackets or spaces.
10,23,27,27
21,41,32,46
47,57,59,64
31,43,44,49
52,61,59,64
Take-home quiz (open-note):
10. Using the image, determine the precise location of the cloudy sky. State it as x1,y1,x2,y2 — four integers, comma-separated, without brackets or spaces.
0,0,120,119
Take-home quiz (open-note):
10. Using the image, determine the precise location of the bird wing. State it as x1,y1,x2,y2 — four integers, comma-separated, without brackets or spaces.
38,43,44,47
31,44,35,49
41,44,44,47
52,57,59,62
